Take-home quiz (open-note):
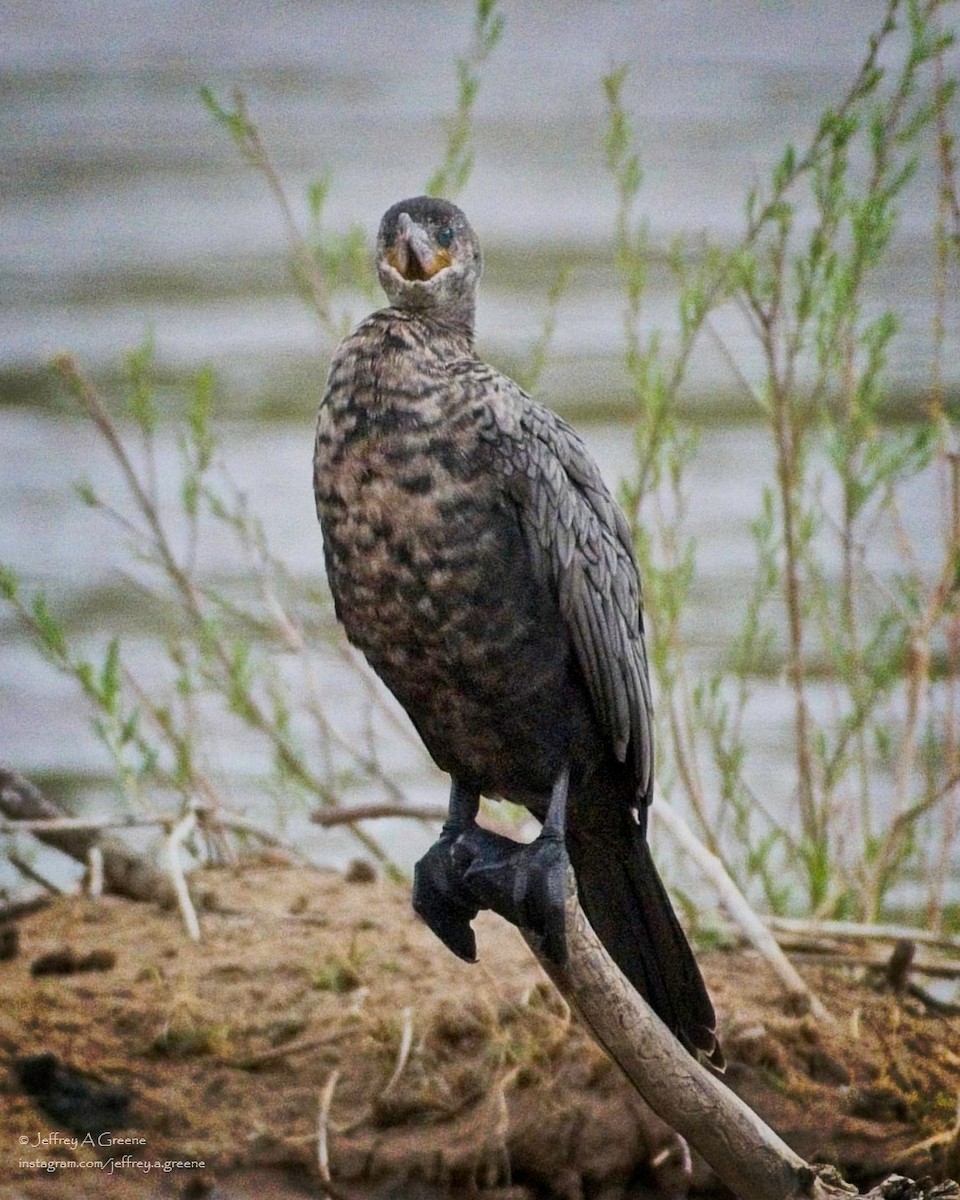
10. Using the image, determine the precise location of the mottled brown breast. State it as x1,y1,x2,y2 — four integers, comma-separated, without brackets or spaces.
313,308,573,798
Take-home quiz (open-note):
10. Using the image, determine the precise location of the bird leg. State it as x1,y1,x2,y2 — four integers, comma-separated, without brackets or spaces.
461,765,569,966
412,768,571,966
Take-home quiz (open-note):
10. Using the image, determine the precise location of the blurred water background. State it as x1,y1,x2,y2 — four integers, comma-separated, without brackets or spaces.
0,1,957,907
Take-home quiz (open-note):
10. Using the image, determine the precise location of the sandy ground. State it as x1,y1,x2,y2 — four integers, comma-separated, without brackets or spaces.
1,861,958,1199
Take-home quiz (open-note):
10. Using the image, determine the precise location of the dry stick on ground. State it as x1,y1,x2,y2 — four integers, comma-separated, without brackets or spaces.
0,815,168,834
87,845,104,897
317,1069,343,1200
768,917,960,955
233,1026,352,1070
380,1006,415,1098
778,949,960,989
1,807,318,867
523,857,959,1200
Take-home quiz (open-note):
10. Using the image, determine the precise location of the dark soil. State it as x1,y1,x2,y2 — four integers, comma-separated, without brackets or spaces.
1,862,958,1199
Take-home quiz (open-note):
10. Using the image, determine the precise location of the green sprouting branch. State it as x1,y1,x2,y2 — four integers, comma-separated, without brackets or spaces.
200,86,338,332
606,0,960,919
426,0,505,198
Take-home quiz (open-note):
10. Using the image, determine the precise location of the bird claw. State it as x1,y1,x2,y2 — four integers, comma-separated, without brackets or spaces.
412,834,480,962
413,822,568,967
462,827,568,965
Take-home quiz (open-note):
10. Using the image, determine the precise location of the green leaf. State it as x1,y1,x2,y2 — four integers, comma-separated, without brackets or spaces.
119,709,140,746
99,638,122,712
75,659,97,701
199,86,255,148
0,562,20,602
31,594,68,661
73,478,100,508
126,332,158,435
308,173,331,224
188,363,216,470
182,474,200,519
602,64,629,107
772,142,796,193
227,639,254,717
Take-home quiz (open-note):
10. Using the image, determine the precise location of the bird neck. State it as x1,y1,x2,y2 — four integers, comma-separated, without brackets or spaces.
403,295,476,348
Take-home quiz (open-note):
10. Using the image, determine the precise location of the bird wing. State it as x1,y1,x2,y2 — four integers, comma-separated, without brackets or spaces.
468,367,654,801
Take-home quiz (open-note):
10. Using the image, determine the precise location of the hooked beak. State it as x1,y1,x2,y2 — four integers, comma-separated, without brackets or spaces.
386,212,452,281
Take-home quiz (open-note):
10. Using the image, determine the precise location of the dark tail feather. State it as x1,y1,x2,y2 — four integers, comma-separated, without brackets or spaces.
568,802,724,1070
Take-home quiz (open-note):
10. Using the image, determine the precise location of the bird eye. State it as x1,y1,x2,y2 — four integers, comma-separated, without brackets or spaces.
435,226,454,249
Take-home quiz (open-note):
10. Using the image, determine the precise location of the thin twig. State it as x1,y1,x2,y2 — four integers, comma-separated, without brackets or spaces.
380,1006,414,1097
234,1026,349,1069
1,815,176,834
197,810,316,863
86,846,104,898
166,809,200,941
317,1068,340,1191
7,853,65,895
777,946,960,981
310,804,447,828
704,315,766,410
208,89,334,330
893,1106,960,1173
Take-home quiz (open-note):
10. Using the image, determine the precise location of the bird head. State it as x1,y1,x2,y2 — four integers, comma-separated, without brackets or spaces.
376,197,482,318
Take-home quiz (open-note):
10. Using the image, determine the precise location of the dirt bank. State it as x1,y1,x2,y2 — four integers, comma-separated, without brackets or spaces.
1,862,958,1199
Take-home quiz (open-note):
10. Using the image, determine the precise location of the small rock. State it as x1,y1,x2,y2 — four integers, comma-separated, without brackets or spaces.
0,924,19,962
31,946,116,976
345,859,377,884
16,1052,131,1135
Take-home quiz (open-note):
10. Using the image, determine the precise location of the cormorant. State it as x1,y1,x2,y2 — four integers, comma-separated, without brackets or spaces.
314,196,721,1066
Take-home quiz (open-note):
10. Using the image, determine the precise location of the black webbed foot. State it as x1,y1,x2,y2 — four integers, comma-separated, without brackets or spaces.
461,768,570,965
412,832,480,962
413,770,571,967
412,782,481,962
460,829,567,964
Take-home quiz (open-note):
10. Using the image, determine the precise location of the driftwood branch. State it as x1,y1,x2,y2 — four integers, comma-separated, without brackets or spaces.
522,858,959,1200
0,766,176,906
524,861,816,1200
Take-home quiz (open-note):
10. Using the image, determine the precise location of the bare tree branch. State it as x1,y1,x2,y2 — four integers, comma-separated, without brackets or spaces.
522,855,958,1200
